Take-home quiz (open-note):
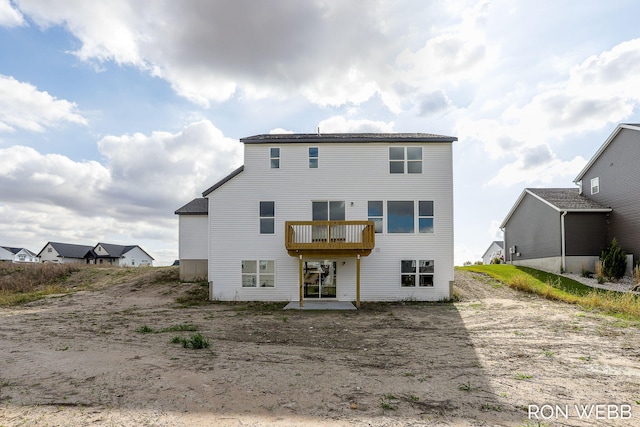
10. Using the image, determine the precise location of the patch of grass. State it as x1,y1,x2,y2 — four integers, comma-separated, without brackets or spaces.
175,282,210,307
458,380,474,391
461,265,640,320
135,325,155,334
380,394,398,411
170,333,210,349
161,323,198,332
481,403,502,412
515,372,532,380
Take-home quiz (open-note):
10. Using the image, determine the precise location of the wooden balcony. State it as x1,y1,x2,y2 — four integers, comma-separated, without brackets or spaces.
285,220,375,257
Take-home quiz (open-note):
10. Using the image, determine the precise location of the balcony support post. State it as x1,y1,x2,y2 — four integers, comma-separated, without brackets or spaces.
298,254,303,307
356,254,361,309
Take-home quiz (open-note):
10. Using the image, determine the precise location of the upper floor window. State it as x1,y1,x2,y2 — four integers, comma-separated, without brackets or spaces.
312,201,345,220
309,147,318,168
591,177,599,195
260,201,275,234
418,201,434,233
270,148,280,169
389,147,422,174
387,200,434,234
368,201,383,233
388,201,414,233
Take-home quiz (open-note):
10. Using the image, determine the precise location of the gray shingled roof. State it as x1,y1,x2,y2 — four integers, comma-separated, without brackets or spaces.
527,188,611,210
175,198,208,215
241,133,457,144
41,242,95,259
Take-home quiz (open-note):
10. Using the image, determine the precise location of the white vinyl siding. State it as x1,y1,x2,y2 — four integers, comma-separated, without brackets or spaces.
208,142,453,302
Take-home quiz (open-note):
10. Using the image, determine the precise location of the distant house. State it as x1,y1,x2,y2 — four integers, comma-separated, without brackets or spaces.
174,198,208,281
501,123,640,275
37,242,153,266
481,241,504,264
37,242,95,264
92,243,154,267
0,247,38,263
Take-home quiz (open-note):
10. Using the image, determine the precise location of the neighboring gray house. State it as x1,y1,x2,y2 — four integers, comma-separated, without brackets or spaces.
501,188,612,274
174,198,208,281
573,124,640,264
501,123,640,275
481,241,504,265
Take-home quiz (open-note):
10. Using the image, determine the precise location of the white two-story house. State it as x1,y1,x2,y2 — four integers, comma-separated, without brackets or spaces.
192,132,456,306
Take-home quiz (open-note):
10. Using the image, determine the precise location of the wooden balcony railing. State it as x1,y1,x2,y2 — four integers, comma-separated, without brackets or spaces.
285,220,375,257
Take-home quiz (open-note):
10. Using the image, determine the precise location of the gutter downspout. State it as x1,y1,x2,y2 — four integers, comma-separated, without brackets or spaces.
561,211,568,273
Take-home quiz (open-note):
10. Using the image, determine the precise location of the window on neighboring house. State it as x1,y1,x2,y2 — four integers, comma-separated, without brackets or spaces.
47,247,52,253
387,201,414,233
260,201,275,234
389,147,422,174
242,260,275,287
418,201,434,233
368,201,383,233
401,260,434,287
591,177,599,194
270,147,280,169
309,147,318,168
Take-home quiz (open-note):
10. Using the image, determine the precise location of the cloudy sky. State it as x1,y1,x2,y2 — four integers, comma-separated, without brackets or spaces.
1,0,640,266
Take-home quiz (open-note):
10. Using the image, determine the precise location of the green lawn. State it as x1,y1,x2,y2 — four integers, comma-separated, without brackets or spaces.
460,264,640,321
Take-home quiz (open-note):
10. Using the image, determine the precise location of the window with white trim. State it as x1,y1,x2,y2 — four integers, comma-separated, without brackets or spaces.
389,147,422,174
309,147,318,168
260,201,275,234
368,201,383,233
418,201,434,233
242,260,275,287
401,260,434,287
270,148,280,169
591,177,599,194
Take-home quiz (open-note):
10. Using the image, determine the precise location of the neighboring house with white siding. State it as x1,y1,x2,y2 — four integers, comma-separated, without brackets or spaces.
37,242,95,264
92,243,154,267
37,241,153,266
481,241,504,265
1,247,38,263
175,198,208,280
187,132,456,306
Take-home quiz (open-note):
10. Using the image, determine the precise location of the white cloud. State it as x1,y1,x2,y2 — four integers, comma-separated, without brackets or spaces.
0,75,87,133
317,116,395,133
0,120,241,264
12,0,487,112
0,0,24,27
457,36,640,187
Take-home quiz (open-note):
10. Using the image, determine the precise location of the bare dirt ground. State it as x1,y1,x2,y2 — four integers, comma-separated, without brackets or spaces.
1,268,639,426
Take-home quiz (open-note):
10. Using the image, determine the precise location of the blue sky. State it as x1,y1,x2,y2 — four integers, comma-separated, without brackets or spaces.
1,0,640,266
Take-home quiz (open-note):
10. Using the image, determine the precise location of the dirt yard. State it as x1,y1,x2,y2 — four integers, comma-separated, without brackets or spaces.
1,268,639,426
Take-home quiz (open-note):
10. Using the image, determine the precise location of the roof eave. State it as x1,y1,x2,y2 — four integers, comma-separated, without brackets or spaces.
574,123,640,183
